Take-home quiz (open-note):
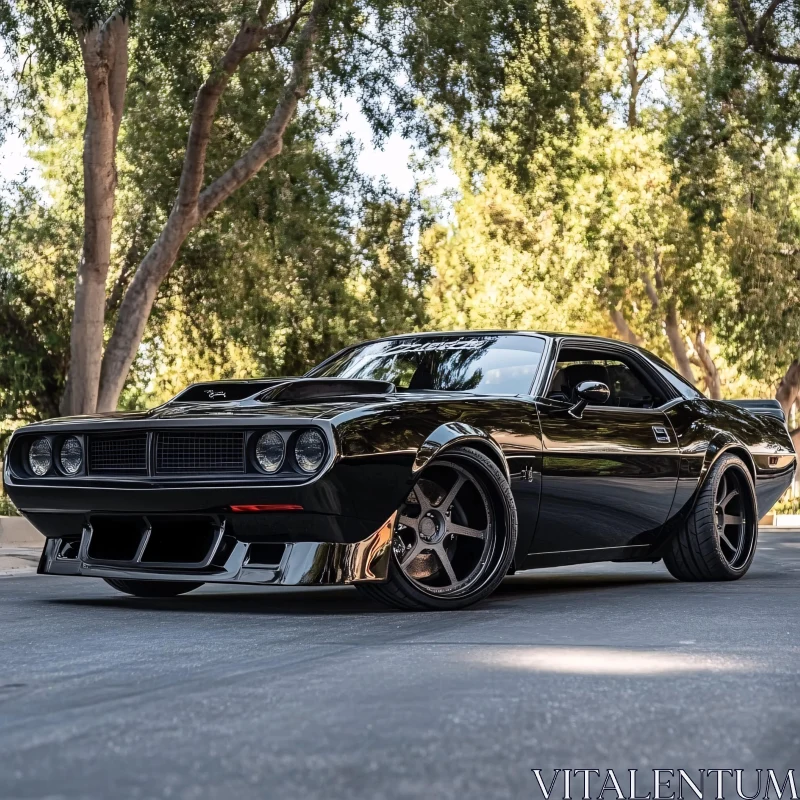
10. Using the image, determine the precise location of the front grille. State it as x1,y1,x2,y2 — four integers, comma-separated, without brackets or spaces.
89,434,148,475
155,431,245,475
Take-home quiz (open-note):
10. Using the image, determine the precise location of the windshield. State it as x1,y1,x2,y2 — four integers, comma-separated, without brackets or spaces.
307,335,546,394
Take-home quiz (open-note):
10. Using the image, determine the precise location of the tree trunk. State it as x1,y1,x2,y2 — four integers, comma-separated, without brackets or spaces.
95,0,329,412
664,299,696,384
61,13,129,416
610,308,642,345
776,360,800,415
694,329,722,399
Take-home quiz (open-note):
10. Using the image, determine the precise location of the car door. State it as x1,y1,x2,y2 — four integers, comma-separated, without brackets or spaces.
530,341,681,557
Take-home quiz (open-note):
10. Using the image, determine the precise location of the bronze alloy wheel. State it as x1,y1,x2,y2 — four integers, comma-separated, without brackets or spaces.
392,461,496,596
713,466,754,571
663,453,758,582
357,447,517,610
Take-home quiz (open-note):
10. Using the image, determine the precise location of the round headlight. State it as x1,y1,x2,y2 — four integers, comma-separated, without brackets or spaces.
295,429,326,473
59,436,83,475
28,437,52,476
255,431,285,473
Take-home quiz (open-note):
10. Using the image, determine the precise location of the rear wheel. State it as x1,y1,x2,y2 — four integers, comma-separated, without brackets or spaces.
104,579,204,597
663,454,757,581
357,447,517,610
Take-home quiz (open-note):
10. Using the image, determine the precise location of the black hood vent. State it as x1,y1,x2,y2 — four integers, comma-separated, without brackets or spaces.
258,378,395,403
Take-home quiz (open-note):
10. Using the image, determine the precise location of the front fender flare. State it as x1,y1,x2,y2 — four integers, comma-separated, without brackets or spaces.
413,423,510,482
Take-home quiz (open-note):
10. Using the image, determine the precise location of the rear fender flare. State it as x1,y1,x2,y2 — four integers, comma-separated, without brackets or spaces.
653,434,757,559
413,423,510,483
701,433,757,485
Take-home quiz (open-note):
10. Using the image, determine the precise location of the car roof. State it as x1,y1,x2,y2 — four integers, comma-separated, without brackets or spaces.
370,330,627,347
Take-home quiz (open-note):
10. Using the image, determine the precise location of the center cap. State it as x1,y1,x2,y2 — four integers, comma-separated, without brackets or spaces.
418,512,444,543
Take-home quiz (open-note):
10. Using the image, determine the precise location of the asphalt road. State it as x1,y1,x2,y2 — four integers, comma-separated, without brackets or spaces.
2,531,800,800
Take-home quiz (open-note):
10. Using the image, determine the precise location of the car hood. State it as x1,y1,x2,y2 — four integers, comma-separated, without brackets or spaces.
13,390,496,434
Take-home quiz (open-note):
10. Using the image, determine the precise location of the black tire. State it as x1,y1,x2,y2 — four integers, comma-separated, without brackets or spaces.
104,578,204,597
356,446,517,610
663,453,758,581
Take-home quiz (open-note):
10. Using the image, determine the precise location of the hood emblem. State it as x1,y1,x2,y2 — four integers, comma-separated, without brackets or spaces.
204,389,227,399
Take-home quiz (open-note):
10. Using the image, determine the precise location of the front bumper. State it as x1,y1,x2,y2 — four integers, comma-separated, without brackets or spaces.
38,513,395,586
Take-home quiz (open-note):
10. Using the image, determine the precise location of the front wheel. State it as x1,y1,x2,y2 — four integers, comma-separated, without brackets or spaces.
357,447,517,610
104,579,204,597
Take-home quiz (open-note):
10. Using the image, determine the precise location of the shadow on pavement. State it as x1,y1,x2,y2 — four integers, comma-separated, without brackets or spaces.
44,568,676,615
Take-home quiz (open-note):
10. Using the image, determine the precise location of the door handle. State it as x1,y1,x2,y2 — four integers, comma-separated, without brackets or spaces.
652,425,670,444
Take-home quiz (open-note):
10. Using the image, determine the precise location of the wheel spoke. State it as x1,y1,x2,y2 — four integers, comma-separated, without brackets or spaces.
447,522,487,539
720,490,738,510
717,474,727,504
398,514,419,530
399,540,427,568
436,475,466,512
723,514,743,527
435,546,458,585
410,487,433,515
718,529,736,551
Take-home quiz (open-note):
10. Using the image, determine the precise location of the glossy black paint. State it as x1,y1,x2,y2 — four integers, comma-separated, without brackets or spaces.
533,400,680,555
3,331,796,573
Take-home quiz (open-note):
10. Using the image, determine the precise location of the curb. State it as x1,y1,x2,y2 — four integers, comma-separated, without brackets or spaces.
0,516,43,548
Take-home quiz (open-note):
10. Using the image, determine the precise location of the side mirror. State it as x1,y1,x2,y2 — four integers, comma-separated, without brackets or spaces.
569,380,610,419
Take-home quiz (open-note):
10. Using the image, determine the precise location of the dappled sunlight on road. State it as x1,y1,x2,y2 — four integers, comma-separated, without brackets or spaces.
467,646,756,675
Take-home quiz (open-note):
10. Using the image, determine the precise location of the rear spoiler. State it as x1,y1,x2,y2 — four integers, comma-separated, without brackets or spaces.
723,399,785,422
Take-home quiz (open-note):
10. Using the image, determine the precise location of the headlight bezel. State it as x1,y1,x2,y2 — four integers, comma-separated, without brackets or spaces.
59,436,84,476
254,430,286,474
27,437,54,477
294,429,327,474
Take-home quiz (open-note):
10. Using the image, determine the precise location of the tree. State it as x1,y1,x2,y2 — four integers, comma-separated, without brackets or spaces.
2,0,590,415
728,0,800,66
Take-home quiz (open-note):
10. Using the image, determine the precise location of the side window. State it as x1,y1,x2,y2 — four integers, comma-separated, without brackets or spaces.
547,348,666,409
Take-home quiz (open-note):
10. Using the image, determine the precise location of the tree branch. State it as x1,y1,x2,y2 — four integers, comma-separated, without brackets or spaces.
95,0,332,411
175,3,311,213
729,0,800,66
610,307,643,346
694,329,722,399
639,0,691,86
641,271,660,308
197,0,328,220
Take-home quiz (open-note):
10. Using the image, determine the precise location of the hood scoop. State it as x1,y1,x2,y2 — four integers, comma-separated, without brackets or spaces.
258,378,395,403
172,379,292,403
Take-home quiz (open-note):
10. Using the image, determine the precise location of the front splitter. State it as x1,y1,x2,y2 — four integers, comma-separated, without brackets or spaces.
38,513,395,586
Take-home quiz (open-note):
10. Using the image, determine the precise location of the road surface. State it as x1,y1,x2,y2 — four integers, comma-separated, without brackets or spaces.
1,530,799,800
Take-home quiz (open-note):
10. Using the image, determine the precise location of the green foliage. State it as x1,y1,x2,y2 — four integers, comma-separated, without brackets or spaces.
0,186,74,434
0,490,19,516
1,0,800,419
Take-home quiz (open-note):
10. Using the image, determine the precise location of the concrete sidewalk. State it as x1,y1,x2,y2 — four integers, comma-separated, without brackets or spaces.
0,517,43,576
0,516,42,547
0,547,40,576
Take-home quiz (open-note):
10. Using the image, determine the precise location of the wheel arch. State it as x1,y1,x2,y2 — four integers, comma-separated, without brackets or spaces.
654,436,758,561
702,434,757,486
413,423,510,483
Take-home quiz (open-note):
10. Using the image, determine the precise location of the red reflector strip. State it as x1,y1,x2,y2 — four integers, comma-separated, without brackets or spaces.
230,504,303,513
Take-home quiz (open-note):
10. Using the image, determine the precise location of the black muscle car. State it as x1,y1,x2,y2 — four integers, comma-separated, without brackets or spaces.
3,332,796,610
